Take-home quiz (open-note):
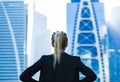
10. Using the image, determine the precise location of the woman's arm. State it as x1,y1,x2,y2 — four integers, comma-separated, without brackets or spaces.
20,56,45,82
76,57,97,82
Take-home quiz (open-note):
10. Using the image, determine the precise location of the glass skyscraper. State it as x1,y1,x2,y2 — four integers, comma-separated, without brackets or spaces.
107,24,120,82
0,0,27,82
107,7,120,82
67,0,109,82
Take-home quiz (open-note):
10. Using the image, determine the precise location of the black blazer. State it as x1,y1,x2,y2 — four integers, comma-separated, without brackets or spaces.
20,52,97,82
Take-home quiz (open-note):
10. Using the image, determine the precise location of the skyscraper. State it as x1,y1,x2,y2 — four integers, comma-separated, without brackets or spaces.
29,11,51,81
0,0,27,82
107,7,120,82
67,0,109,82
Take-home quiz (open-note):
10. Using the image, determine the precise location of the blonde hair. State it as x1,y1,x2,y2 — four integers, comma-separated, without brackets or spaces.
52,31,68,68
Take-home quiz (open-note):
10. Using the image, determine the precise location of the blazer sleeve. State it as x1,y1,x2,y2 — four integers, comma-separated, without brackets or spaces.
76,57,97,82
20,55,45,82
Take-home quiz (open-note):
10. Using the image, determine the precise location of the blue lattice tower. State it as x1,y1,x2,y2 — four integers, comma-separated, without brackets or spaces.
71,0,106,82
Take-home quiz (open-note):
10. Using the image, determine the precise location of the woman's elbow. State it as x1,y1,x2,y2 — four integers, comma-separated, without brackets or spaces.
93,74,97,81
90,73,97,81
20,74,23,81
19,73,26,81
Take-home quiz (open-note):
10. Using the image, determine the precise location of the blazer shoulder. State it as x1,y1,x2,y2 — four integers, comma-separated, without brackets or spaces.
40,54,53,61
64,53,81,62
70,55,81,61
41,54,53,58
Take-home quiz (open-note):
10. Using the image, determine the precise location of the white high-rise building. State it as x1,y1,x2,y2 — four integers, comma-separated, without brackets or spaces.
30,12,51,65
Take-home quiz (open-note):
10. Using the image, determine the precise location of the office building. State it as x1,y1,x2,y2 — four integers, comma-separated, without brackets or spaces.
0,0,27,82
107,7,120,82
30,12,51,66
67,0,109,82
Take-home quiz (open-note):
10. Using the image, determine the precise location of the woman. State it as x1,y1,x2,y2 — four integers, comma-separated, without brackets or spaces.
20,31,97,82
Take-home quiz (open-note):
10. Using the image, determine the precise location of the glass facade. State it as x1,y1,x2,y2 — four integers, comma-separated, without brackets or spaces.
67,0,107,82
108,51,120,82
0,1,27,82
107,24,120,82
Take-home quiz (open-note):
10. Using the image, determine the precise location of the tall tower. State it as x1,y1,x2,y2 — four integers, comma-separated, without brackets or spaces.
107,7,120,82
67,0,108,82
0,0,27,82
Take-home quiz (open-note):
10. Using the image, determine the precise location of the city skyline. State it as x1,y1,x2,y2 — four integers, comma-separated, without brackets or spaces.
0,0,120,82
24,0,120,32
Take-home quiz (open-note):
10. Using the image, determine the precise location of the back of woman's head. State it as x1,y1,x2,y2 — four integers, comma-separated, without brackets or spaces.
51,31,68,68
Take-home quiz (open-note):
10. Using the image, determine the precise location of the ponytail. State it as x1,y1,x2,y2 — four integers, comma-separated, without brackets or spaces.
52,31,68,69
53,33,61,68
